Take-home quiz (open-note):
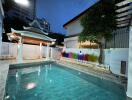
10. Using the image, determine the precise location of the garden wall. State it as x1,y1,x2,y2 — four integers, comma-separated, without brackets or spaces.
0,42,61,60
64,48,128,76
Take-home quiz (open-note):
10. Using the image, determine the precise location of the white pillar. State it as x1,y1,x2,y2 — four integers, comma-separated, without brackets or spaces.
0,37,2,56
127,25,132,99
46,44,49,60
17,37,23,63
40,42,42,59
51,47,53,59
0,20,2,56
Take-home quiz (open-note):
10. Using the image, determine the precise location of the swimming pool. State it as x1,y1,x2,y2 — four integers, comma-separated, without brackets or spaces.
4,62,126,100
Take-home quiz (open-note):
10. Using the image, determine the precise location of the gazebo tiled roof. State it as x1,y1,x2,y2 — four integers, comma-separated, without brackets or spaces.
23,26,48,35
7,19,56,45
10,28,55,42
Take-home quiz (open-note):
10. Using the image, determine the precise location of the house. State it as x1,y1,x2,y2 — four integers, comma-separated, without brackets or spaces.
0,0,4,55
63,2,100,48
63,0,130,49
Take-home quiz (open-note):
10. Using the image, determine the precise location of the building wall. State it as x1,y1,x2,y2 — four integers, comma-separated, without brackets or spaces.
5,0,36,23
64,18,129,49
66,20,83,36
64,36,79,48
64,19,82,48
106,27,129,48
127,26,132,98
64,48,128,77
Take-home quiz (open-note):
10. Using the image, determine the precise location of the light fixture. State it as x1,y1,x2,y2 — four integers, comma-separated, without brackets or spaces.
14,0,29,6
51,42,55,45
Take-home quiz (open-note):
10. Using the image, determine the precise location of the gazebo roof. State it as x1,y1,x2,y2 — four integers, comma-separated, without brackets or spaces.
11,28,56,42
23,26,48,35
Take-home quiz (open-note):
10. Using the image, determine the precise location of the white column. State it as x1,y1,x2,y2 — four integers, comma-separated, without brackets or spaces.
0,20,2,56
0,37,2,56
46,44,49,60
40,42,42,59
17,37,23,63
127,25,132,99
51,47,53,59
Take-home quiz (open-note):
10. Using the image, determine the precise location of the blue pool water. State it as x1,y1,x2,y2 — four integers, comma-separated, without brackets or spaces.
5,63,126,100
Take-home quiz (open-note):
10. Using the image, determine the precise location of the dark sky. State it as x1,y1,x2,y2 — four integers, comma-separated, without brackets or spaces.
36,0,98,34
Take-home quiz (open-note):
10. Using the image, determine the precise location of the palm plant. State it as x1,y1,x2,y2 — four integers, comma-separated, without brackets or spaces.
79,0,116,64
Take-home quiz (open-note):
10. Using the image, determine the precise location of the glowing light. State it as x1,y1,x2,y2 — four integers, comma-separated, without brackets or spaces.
14,0,29,6
16,72,18,78
5,95,10,99
52,42,55,45
10,35,15,38
26,83,36,90
50,80,52,83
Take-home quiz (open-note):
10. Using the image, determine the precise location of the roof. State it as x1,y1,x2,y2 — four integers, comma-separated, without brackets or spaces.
63,8,89,28
63,1,99,28
63,0,132,28
11,28,56,42
116,0,132,27
65,34,79,38
23,26,48,35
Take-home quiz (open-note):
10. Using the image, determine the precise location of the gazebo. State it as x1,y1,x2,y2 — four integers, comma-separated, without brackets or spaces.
7,27,56,62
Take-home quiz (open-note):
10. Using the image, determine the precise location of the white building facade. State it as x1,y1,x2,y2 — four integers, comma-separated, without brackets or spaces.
64,19,83,48
4,0,36,23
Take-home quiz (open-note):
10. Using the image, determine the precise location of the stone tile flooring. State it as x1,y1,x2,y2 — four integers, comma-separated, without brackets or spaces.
58,58,123,85
0,60,15,100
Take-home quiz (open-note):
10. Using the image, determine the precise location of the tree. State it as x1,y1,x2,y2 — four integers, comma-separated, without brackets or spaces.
79,0,116,64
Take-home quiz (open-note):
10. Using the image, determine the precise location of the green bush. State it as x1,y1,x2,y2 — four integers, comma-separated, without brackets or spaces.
89,54,98,62
73,53,78,59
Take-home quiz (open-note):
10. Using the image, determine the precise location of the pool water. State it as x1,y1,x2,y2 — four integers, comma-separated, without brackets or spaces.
5,63,126,100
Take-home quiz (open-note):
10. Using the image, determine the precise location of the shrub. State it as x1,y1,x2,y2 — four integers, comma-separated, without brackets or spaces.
89,54,98,62
73,53,78,59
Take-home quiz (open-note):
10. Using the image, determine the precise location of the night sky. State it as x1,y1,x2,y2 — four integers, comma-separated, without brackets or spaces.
36,0,98,34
